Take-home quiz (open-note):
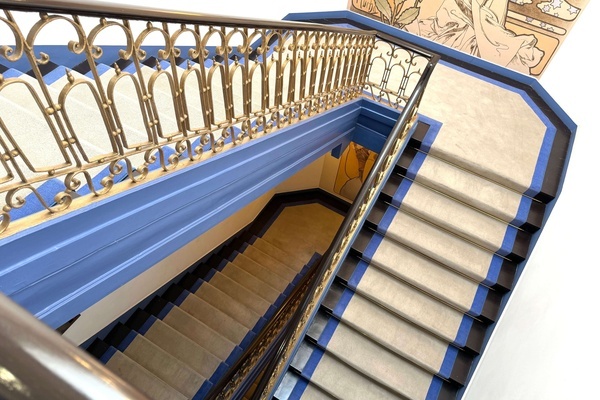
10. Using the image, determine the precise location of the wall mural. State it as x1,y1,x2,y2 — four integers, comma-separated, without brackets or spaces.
349,0,590,76
334,143,378,200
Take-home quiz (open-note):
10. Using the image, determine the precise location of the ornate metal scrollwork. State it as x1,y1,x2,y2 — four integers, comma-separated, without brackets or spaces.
0,5,375,236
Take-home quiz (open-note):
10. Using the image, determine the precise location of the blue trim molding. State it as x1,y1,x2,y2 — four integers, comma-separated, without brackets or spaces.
0,99,371,328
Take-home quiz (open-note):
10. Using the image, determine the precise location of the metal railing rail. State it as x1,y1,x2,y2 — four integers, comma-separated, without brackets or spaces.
204,249,323,399
0,291,150,399
0,0,376,237
253,54,440,400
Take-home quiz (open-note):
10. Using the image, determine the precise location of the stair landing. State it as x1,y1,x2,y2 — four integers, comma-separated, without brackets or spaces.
261,203,344,261
418,61,561,201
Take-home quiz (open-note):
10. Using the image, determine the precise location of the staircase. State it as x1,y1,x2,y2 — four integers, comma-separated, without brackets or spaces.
0,5,576,400
85,198,345,400
272,114,562,399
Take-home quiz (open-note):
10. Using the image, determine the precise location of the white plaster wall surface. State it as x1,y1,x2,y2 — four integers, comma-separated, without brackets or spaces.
464,1,600,398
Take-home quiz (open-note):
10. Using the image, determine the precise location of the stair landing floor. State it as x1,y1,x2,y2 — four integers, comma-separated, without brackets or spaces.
260,203,345,262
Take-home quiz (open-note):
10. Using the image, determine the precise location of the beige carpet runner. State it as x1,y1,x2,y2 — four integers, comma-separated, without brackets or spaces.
274,103,558,399
88,235,318,400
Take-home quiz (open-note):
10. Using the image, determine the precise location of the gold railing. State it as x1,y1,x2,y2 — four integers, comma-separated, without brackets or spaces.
200,32,439,397
0,2,433,238
365,32,432,109
257,52,438,399
0,0,379,236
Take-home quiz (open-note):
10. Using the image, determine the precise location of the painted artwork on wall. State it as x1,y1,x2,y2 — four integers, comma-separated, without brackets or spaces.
348,0,590,76
334,143,378,200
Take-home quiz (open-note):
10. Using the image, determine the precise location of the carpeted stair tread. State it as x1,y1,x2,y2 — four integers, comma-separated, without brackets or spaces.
104,349,187,400
114,332,206,398
192,280,264,329
415,78,551,197
136,316,224,379
229,255,291,292
396,147,544,232
207,270,274,316
321,287,470,382
386,177,531,259
250,236,306,272
258,202,345,261
152,303,240,361
290,341,403,400
175,291,250,344
219,261,282,303
306,313,446,398
230,251,297,283
345,263,477,348
241,245,299,280
354,235,499,319
370,206,516,288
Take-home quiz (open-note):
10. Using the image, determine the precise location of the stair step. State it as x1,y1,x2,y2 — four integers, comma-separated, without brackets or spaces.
319,286,472,383
230,251,297,283
306,312,460,397
206,269,275,317
408,106,555,200
228,255,291,292
219,261,283,304
241,244,300,281
106,326,206,398
366,203,517,291
250,236,306,272
103,348,188,400
290,341,400,400
335,262,485,353
259,202,344,261
291,341,455,399
394,147,545,232
350,232,502,321
381,174,532,260
165,287,253,345
190,278,265,330
125,311,227,380
145,297,242,362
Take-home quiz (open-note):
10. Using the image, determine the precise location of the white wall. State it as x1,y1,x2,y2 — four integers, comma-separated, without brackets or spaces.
464,1,600,398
